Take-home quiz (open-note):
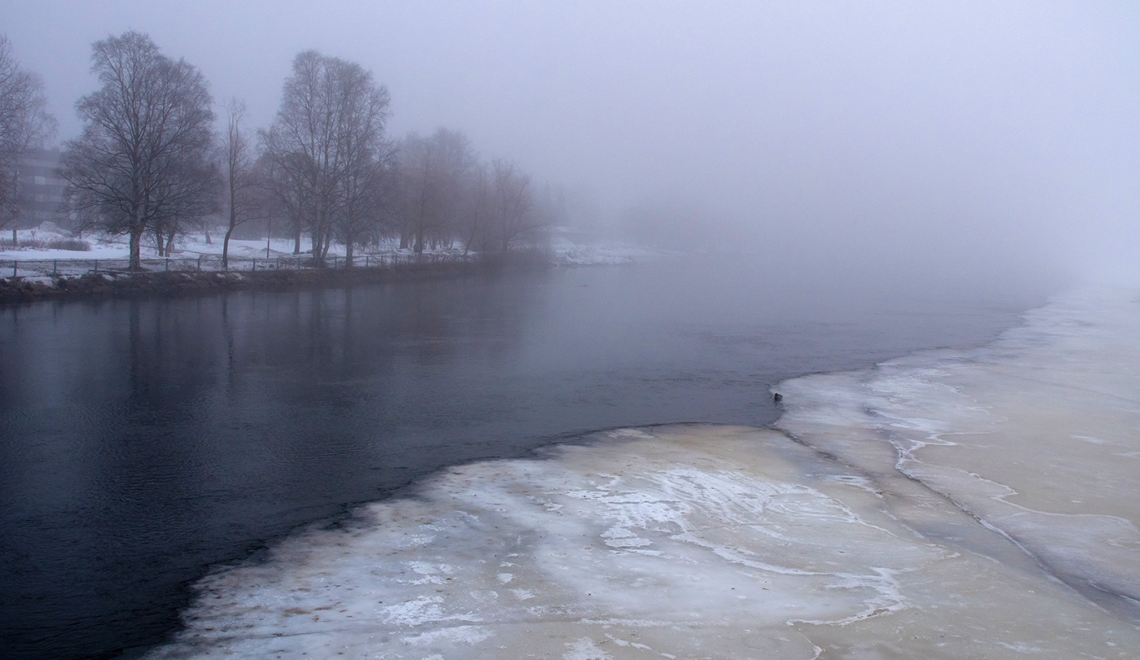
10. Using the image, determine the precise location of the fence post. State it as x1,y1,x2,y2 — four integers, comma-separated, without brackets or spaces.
11,260,15,278
53,259,57,276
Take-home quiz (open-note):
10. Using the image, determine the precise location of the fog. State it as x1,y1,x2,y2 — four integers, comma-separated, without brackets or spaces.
3,0,1139,286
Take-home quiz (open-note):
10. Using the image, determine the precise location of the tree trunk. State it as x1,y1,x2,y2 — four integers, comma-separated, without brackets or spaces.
204,226,211,244
293,227,301,254
11,227,15,246
345,237,354,268
222,227,234,270
311,230,323,267
129,229,143,271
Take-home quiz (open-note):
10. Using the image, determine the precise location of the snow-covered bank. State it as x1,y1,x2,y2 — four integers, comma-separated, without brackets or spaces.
0,258,498,304
547,233,668,267
0,228,432,264
1,225,668,269
1,223,674,301
147,287,1140,659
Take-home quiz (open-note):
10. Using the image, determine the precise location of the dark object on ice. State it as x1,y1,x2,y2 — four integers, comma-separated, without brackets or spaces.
773,392,783,402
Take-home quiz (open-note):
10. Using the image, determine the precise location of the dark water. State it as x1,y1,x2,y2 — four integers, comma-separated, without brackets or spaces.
0,257,1048,659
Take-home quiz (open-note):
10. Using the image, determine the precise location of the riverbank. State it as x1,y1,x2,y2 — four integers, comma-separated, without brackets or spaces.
0,254,552,305
0,225,665,306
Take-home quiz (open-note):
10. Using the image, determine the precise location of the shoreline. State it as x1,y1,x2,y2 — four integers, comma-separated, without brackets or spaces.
0,256,551,305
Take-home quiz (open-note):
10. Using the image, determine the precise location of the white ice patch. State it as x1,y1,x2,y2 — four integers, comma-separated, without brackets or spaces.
563,637,613,660
401,625,493,646
382,595,480,627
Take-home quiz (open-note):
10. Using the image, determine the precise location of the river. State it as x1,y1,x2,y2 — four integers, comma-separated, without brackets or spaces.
0,256,1048,659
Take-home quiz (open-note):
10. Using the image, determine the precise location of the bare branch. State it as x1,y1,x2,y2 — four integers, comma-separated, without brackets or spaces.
0,34,57,232
59,31,217,269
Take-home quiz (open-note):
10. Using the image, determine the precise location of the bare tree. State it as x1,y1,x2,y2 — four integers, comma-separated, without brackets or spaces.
394,128,476,253
460,162,491,254
60,31,218,270
430,129,477,250
0,34,57,243
394,133,437,252
331,68,394,267
335,156,390,267
390,137,537,257
259,150,308,255
261,50,390,267
221,98,257,269
489,159,541,253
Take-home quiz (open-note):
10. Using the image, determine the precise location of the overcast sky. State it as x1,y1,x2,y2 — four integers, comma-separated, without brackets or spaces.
2,1,1138,284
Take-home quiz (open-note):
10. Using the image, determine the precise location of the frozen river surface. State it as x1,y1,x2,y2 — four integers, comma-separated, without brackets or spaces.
144,287,1140,659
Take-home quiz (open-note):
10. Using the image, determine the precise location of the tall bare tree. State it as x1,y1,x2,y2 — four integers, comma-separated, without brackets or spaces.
331,68,394,267
489,159,541,253
460,162,491,255
394,133,437,252
221,98,257,269
0,34,57,243
259,150,308,255
335,156,390,267
394,128,476,253
261,50,390,267
60,31,218,270
429,129,477,250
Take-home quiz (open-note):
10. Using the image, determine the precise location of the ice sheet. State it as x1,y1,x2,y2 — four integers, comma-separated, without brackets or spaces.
777,286,1140,620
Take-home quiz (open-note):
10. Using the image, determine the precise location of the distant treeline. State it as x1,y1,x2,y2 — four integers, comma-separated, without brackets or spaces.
0,31,553,270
